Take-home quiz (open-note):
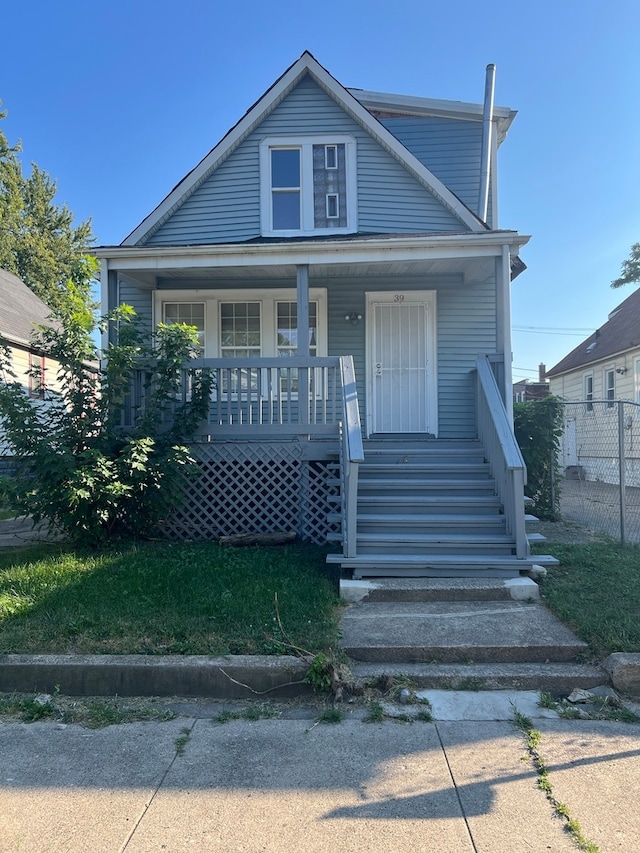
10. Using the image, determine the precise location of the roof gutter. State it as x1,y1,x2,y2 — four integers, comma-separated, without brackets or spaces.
478,64,496,224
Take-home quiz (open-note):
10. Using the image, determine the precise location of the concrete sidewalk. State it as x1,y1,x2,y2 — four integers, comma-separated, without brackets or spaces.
2,698,639,852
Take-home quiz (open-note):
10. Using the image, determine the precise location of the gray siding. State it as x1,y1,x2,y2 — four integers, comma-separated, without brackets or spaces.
379,116,493,223
145,74,464,246
326,276,496,439
436,280,497,438
140,273,497,439
119,280,153,333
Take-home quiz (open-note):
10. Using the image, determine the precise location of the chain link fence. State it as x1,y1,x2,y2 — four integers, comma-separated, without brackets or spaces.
556,400,640,543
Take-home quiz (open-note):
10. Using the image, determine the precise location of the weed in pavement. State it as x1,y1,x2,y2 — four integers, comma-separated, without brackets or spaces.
512,706,600,852
363,701,385,723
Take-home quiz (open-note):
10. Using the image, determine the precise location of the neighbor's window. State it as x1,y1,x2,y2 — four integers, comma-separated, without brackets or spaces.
605,368,615,409
584,372,594,413
28,353,46,399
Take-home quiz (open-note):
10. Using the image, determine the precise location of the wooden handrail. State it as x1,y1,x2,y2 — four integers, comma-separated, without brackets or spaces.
476,355,529,558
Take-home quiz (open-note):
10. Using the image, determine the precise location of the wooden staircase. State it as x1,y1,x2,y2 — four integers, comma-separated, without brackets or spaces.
327,438,558,579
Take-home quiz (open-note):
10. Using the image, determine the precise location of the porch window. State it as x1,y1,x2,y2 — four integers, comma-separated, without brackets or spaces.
276,301,317,357
163,303,205,355
155,289,327,365
220,302,261,394
277,301,318,395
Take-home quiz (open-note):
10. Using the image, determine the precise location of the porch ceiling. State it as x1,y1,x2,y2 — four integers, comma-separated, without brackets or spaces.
114,256,498,288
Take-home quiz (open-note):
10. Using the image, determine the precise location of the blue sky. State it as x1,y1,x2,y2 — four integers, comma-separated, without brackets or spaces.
2,0,639,380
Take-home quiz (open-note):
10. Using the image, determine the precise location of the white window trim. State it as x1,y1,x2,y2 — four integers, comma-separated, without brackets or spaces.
326,193,339,219
259,134,357,237
584,371,594,413
154,288,327,359
325,144,338,169
604,365,615,409
634,356,640,409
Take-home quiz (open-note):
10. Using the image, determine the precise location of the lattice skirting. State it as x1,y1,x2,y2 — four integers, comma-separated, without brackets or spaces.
159,442,340,544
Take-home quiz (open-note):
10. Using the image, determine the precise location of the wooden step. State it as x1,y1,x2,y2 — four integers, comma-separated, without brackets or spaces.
357,478,496,493
359,463,490,480
356,495,502,514
326,553,559,579
356,513,507,532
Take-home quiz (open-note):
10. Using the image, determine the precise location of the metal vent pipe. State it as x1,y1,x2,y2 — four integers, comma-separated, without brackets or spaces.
478,63,496,224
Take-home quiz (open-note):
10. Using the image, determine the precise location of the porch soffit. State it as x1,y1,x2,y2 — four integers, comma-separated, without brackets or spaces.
118,255,497,289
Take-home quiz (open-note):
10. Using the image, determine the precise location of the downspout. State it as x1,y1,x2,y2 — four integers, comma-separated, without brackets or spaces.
478,63,496,224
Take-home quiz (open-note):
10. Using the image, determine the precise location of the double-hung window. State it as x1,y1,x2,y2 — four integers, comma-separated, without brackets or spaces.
28,353,46,400
584,372,594,413
163,303,205,355
156,289,327,398
260,135,356,236
604,367,615,409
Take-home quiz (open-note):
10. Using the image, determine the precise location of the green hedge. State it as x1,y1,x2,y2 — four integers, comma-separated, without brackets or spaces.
514,396,564,520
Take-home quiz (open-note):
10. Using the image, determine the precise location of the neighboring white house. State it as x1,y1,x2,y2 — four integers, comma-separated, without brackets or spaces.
0,268,58,397
0,268,62,465
547,285,640,485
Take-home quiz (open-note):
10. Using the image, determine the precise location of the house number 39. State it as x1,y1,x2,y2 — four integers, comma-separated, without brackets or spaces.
394,294,405,302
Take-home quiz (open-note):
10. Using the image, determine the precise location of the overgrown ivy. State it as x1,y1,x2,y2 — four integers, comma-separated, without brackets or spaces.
514,396,564,520
0,291,212,546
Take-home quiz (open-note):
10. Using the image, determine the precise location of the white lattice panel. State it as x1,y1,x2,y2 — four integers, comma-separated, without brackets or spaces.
159,442,340,544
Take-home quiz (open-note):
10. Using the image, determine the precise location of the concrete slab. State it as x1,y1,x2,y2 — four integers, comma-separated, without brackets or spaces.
0,718,190,853
340,577,539,603
537,719,640,852
341,600,588,663
2,711,639,852
437,721,577,852
351,661,607,692
418,689,561,721
105,719,476,853
0,653,312,698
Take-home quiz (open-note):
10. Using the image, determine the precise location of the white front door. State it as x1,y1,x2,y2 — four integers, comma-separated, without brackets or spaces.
367,291,437,435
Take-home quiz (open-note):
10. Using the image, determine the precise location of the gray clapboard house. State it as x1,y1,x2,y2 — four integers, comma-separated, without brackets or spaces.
95,51,554,577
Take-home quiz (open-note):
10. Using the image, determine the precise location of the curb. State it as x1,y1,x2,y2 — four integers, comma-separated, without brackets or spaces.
0,654,313,700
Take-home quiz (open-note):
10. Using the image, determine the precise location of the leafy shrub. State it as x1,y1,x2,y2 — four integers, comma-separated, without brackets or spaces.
0,289,212,546
514,396,564,520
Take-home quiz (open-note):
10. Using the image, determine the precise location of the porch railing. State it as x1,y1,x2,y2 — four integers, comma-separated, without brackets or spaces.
123,357,347,438
475,355,529,559
121,355,364,550
339,355,364,557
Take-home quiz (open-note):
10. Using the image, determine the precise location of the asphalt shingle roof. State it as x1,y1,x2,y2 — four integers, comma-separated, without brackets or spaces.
547,286,640,377
0,268,55,347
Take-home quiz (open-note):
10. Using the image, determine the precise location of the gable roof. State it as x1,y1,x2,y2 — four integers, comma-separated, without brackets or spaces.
547,286,640,377
123,51,488,247
0,268,56,348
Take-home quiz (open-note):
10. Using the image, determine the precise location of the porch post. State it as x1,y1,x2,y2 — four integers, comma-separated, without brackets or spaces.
499,244,514,424
296,264,310,424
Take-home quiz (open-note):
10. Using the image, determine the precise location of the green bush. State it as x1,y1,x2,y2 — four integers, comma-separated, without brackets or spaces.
514,396,563,520
0,290,212,546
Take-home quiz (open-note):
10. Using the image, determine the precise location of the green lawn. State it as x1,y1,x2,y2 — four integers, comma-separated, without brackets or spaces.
535,541,640,658
0,542,341,656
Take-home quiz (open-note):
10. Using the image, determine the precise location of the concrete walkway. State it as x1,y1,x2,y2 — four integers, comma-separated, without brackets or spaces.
2,700,639,853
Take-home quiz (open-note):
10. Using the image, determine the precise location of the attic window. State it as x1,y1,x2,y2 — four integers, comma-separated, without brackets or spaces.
586,342,597,353
260,135,357,236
